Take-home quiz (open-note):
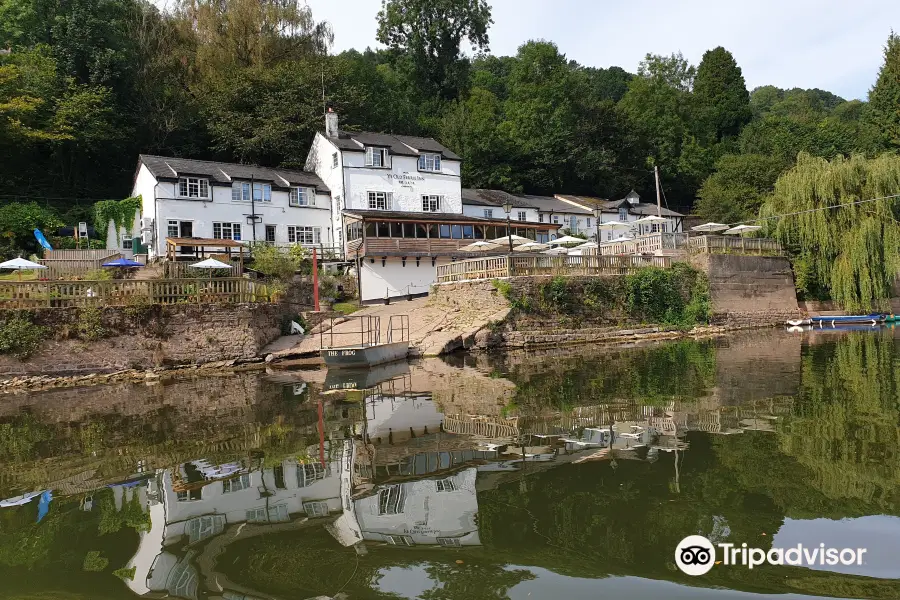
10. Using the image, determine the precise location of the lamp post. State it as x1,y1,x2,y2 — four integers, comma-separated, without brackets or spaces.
502,200,514,253
593,206,602,245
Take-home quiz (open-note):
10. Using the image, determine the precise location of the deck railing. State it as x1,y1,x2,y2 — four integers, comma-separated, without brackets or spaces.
0,278,274,309
436,254,672,283
598,233,781,256
687,235,781,254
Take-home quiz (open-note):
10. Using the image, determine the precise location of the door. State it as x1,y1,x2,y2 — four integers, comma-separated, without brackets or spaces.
179,221,194,255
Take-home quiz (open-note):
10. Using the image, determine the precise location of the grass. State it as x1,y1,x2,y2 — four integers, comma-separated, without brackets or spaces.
0,270,40,281
332,301,361,315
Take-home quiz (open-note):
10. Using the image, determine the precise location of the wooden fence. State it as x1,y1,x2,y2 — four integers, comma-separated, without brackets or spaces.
688,235,781,254
37,250,122,278
0,278,275,309
598,233,781,256
164,261,241,278
436,254,672,283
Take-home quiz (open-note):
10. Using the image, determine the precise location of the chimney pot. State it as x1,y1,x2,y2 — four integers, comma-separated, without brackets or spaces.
325,110,339,138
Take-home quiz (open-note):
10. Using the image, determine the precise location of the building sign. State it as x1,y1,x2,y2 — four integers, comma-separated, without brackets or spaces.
388,173,426,191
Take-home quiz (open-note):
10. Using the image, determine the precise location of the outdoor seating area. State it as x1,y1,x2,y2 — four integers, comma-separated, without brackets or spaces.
436,254,672,283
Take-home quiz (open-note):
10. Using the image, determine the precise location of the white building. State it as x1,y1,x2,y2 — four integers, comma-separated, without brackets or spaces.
306,111,559,302
556,190,684,241
129,155,333,260
461,188,540,224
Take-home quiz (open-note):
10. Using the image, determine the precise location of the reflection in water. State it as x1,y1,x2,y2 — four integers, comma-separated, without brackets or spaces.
1,329,900,599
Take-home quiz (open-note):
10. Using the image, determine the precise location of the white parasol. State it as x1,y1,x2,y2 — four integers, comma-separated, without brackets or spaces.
547,235,587,246
723,224,762,235
513,242,549,252
491,235,530,246
0,257,47,280
460,240,502,252
691,222,730,233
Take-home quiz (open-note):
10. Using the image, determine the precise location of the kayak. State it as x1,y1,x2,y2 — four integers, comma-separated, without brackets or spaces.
810,314,884,325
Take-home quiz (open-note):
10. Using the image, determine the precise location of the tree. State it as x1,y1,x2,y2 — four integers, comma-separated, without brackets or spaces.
376,0,492,101
692,46,750,141
695,153,785,223
760,153,900,310
866,31,900,149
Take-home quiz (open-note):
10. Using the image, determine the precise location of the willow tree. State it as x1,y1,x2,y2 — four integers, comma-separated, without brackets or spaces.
760,153,900,310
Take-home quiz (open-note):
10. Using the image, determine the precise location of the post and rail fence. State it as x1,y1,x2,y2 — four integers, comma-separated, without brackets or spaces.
0,278,276,309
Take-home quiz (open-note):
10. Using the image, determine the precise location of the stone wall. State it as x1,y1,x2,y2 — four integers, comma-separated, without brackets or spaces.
695,254,799,326
429,280,508,313
0,303,285,377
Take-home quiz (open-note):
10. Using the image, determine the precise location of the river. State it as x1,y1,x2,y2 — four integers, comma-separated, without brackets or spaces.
1,328,899,599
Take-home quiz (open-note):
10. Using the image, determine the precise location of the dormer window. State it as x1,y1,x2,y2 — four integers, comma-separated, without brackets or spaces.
619,208,629,221
290,187,313,207
365,146,388,168
178,177,209,199
418,153,441,172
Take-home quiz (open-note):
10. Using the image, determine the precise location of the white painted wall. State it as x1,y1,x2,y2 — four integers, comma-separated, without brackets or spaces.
131,164,333,259
364,395,444,439
104,211,142,257
461,203,540,223
307,133,346,251
359,257,450,301
355,468,480,546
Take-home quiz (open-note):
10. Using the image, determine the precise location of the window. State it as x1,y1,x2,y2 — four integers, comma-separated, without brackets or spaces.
252,182,271,202
418,153,441,172
212,222,242,241
274,464,286,489
386,535,414,546
122,238,133,250
177,489,202,502
168,220,180,238
187,515,225,544
619,208,628,222
377,485,405,515
287,226,321,245
539,213,545,223
570,216,577,230
365,146,388,167
178,177,209,199
222,473,251,493
332,152,338,168
290,187,312,207
265,225,276,243
246,504,289,523
368,191,391,210
297,462,328,487
651,222,668,233
422,195,442,212
517,211,527,221
437,537,461,547
483,209,493,219
586,218,592,228
303,501,330,517
435,478,456,492
552,215,560,224
232,182,251,202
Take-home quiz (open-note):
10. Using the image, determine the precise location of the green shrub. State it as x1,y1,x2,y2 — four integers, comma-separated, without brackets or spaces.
113,566,136,581
82,550,108,572
76,307,107,341
0,313,47,359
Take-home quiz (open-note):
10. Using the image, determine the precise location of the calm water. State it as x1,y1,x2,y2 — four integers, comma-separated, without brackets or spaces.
2,329,900,600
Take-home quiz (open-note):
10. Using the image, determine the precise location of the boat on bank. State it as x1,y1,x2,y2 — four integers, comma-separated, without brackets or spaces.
319,314,410,369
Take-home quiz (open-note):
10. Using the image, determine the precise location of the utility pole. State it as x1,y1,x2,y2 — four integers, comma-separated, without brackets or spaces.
654,165,662,218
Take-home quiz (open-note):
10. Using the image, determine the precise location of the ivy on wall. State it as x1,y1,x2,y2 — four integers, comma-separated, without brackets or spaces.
93,196,142,245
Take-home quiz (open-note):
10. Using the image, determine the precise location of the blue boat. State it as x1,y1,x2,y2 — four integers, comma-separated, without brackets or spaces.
811,313,884,326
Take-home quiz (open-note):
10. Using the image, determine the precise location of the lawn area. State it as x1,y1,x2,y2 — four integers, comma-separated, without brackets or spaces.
0,270,40,281
332,301,361,315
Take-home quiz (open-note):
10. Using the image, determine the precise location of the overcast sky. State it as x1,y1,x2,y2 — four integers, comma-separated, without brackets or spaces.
304,0,899,100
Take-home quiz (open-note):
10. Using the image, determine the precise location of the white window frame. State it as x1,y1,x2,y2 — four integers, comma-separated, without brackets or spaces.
297,462,328,487
619,208,628,222
251,182,271,203
122,238,133,250
367,191,391,210
289,187,313,207
264,225,276,243
377,484,405,515
187,515,225,544
437,537,461,547
483,209,493,219
365,146,388,168
418,153,441,172
552,215,560,224
287,226,321,245
167,220,180,238
212,222,242,241
385,534,414,546
176,489,202,502
222,473,251,493
435,478,456,493
246,504,289,523
231,181,251,202
517,211,527,221
303,501,330,518
178,176,210,199
422,195,442,212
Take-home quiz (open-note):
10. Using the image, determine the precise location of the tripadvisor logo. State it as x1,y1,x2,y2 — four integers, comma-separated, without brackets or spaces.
675,535,868,576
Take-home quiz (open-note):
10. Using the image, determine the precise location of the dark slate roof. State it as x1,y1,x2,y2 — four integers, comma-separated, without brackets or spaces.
556,194,684,217
516,194,594,215
324,131,461,160
342,209,559,227
461,188,534,208
138,155,329,192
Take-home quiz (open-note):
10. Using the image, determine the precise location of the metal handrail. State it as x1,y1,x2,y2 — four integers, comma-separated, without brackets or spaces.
386,315,410,343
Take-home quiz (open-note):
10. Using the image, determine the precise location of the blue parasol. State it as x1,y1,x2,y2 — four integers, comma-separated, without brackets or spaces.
101,257,144,268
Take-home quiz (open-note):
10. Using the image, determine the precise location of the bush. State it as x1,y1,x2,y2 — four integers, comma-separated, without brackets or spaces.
76,307,107,341
113,566,136,581
0,313,47,359
250,243,310,281
82,551,108,572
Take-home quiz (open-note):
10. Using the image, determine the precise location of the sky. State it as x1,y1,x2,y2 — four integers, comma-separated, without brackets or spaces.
304,0,900,101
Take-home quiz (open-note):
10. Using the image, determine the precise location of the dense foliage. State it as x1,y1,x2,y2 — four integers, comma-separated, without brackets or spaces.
0,0,895,227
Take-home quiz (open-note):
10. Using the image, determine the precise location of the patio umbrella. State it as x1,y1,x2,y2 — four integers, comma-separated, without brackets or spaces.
543,246,570,255
0,257,47,280
691,222,729,233
578,241,599,248
723,224,762,235
604,235,634,244
547,235,586,246
190,258,233,280
460,240,502,252
490,234,530,246
633,215,668,225
513,242,549,252
101,257,144,268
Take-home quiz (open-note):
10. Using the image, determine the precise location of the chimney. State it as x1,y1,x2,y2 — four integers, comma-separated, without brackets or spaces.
325,107,339,138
